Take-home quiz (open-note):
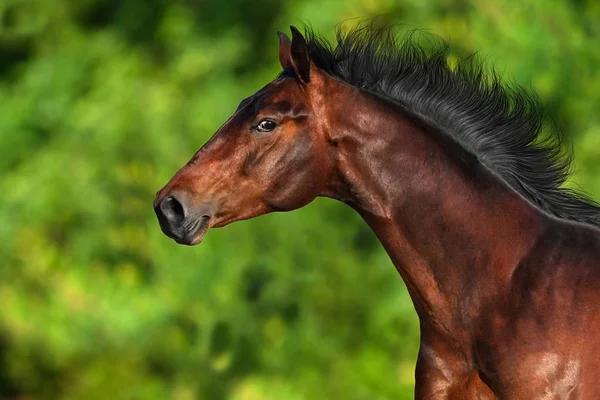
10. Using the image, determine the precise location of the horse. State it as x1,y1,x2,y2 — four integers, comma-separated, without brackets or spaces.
154,24,600,399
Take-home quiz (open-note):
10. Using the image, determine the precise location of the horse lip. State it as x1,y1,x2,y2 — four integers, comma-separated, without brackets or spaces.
169,215,212,246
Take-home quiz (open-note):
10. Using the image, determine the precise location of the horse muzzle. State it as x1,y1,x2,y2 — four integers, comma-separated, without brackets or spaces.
154,190,215,246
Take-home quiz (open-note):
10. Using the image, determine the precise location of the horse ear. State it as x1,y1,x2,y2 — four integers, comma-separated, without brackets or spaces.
278,31,292,69
289,25,311,84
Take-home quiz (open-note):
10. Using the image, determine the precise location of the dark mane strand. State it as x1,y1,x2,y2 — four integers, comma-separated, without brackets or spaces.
301,23,600,226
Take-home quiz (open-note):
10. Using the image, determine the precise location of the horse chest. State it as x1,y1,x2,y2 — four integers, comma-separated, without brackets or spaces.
416,336,587,399
481,351,583,399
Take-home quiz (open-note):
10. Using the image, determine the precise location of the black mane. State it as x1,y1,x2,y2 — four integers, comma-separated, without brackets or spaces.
300,24,600,226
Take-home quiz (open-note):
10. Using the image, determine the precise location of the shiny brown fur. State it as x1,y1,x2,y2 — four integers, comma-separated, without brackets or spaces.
155,26,600,399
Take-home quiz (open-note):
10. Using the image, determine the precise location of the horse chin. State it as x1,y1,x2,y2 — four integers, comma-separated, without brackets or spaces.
187,228,209,246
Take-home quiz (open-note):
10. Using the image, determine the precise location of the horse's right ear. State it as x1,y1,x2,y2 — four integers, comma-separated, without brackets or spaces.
278,31,292,69
277,27,311,84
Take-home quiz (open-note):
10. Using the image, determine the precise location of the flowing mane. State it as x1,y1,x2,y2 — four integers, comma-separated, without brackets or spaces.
293,24,600,226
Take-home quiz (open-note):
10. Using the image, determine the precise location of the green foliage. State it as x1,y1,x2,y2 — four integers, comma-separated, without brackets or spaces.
0,0,598,398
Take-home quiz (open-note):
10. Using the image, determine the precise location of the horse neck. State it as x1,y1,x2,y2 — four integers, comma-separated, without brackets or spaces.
321,86,543,336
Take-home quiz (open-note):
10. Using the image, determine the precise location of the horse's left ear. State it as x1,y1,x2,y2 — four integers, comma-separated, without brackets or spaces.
288,26,311,84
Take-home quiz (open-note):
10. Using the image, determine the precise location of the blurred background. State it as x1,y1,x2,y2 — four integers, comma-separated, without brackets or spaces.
0,0,599,399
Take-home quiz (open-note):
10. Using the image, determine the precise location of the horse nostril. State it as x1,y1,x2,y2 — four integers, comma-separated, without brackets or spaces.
160,195,185,224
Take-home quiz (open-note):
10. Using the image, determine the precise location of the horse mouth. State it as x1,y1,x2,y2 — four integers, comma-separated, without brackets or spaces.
165,215,212,246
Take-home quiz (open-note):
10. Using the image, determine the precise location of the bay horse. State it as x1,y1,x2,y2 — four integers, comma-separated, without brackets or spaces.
154,24,600,399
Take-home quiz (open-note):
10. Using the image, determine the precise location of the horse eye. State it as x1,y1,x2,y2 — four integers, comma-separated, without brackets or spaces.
254,119,278,133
